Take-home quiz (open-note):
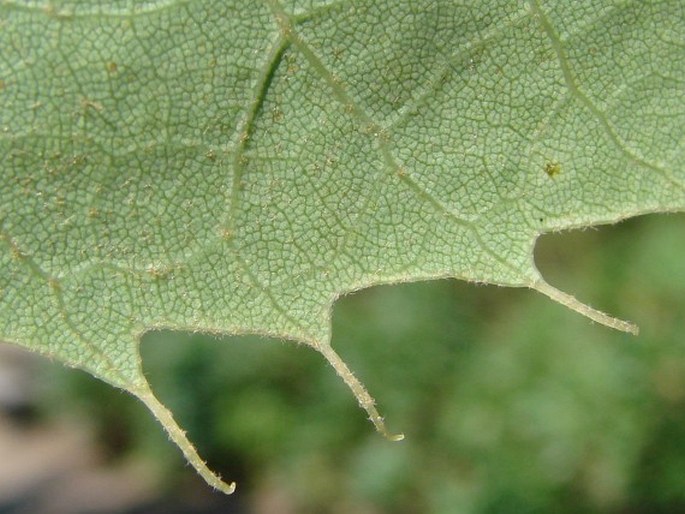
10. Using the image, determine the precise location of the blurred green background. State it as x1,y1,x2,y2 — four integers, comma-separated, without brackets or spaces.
9,213,685,513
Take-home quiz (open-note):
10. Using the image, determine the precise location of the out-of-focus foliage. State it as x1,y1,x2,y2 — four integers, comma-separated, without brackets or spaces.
38,214,684,513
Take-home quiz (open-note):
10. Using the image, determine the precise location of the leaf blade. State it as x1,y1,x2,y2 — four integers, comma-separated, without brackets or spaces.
1,0,683,491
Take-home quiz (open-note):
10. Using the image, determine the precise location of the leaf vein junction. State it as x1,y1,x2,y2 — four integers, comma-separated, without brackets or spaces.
264,0,520,277
529,0,684,192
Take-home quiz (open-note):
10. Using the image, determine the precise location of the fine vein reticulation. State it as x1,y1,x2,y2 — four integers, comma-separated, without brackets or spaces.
1,0,683,494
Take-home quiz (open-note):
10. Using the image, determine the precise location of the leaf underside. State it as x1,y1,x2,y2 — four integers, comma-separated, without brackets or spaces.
1,0,683,492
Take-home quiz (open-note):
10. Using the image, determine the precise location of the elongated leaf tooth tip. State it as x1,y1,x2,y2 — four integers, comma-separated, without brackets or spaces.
532,279,639,335
373,418,405,442
387,432,405,442
136,386,237,495
625,323,639,336
220,481,237,495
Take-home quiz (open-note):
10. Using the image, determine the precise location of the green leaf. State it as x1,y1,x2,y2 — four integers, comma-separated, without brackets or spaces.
1,0,683,493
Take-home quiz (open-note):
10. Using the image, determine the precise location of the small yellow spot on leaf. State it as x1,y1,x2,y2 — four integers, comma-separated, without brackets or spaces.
81,98,103,112
271,107,284,123
544,161,561,178
146,265,168,279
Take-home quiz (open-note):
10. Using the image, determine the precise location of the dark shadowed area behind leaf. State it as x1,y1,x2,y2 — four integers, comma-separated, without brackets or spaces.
1,213,683,514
